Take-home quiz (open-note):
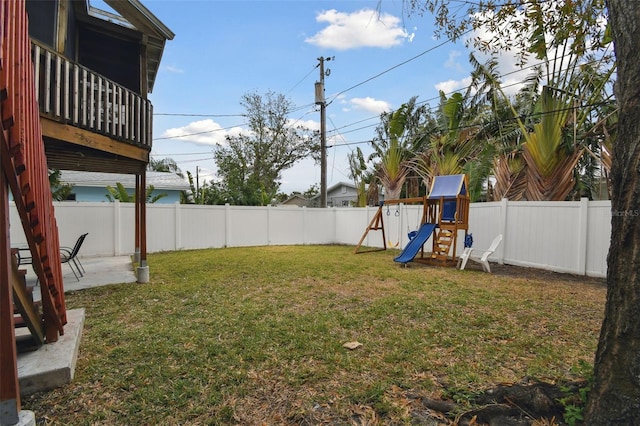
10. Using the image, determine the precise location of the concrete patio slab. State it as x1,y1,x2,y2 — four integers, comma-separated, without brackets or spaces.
16,255,137,396
16,309,85,395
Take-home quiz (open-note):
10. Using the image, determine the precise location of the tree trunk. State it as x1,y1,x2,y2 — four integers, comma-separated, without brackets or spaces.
584,1,640,423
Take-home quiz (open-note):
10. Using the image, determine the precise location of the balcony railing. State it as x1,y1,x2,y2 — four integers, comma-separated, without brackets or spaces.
32,41,152,148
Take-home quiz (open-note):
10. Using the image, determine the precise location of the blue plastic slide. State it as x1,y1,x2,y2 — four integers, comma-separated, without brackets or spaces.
393,223,437,264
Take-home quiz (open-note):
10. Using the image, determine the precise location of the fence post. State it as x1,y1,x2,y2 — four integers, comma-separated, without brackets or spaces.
302,207,307,245
577,197,589,275
267,204,271,246
114,200,121,257
174,202,181,251
332,206,338,243
365,206,371,248
224,203,231,247
499,198,508,265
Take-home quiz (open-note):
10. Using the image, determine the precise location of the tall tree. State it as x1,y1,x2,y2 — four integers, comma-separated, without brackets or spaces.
583,1,640,421
401,0,639,421
148,157,183,177
213,91,319,205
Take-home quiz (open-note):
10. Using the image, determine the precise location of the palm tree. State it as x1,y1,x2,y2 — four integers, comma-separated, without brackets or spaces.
521,31,616,201
468,40,613,201
519,85,582,200
409,91,482,199
347,147,369,207
369,99,426,200
105,183,167,203
378,140,408,200
466,54,533,201
49,169,74,201
568,56,617,199
465,14,616,202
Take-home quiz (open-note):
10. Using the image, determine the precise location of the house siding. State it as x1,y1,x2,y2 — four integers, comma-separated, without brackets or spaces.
68,186,183,204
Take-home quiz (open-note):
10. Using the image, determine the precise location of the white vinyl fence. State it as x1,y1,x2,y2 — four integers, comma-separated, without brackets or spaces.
9,198,612,277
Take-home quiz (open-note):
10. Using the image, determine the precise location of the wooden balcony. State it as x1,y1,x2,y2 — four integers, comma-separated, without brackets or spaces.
32,41,152,174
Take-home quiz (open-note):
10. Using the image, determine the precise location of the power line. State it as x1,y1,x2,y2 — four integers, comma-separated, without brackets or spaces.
153,102,617,192
326,99,616,150
326,28,474,106
286,64,320,95
154,113,245,117
153,123,246,141
151,151,213,156
323,53,613,141
152,34,613,152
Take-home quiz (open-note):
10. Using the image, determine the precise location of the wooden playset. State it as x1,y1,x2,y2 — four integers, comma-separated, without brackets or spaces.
354,174,470,266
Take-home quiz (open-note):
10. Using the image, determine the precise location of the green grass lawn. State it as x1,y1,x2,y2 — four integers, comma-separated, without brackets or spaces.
24,245,606,425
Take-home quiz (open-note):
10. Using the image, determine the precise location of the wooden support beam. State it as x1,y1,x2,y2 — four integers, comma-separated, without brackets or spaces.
0,147,21,425
139,171,147,267
40,117,150,162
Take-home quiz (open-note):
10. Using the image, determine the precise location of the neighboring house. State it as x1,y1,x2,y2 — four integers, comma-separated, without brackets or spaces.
280,194,310,207
293,182,386,208
311,182,359,207
60,170,190,204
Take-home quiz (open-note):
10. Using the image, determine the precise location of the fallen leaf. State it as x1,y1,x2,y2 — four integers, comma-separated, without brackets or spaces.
343,341,362,350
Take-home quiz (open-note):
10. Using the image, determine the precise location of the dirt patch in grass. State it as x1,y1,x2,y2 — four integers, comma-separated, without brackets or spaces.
489,263,605,286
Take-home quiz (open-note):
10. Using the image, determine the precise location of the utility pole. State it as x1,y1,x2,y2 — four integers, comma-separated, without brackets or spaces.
315,56,332,208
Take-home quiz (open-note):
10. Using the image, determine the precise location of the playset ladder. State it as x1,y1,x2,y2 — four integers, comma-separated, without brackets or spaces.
432,228,454,260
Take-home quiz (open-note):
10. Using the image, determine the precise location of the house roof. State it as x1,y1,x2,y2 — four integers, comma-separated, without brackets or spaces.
310,182,357,200
281,194,309,206
60,170,190,190
103,0,174,40
83,0,175,93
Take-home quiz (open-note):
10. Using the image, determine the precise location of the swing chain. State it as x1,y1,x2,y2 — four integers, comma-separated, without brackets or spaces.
386,205,391,216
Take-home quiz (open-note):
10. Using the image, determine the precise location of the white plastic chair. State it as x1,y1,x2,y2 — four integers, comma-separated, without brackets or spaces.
457,234,502,273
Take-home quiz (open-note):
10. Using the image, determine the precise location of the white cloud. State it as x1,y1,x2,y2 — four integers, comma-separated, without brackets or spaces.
161,119,243,146
444,50,464,72
462,8,547,96
435,77,472,95
431,13,533,99
350,97,391,114
163,118,321,148
305,9,414,50
289,118,320,132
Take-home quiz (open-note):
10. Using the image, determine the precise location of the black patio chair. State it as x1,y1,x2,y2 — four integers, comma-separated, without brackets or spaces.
61,233,88,281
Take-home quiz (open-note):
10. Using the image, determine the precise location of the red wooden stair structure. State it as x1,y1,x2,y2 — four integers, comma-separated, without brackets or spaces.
1,0,67,421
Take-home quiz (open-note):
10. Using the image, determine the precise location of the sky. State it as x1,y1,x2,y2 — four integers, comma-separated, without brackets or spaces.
95,0,528,195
